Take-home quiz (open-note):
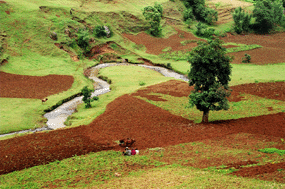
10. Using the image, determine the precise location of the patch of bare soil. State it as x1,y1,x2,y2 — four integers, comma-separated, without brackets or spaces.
132,80,193,101
231,162,285,182
123,27,206,55
220,32,285,64
88,42,118,60
132,80,285,102
0,71,74,99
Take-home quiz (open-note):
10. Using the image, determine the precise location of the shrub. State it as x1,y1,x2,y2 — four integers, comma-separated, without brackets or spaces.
252,0,285,33
81,86,98,108
195,22,215,39
204,8,218,25
232,7,253,34
93,26,106,38
183,0,217,25
139,81,146,86
242,53,251,63
195,22,207,36
183,8,195,21
77,28,90,51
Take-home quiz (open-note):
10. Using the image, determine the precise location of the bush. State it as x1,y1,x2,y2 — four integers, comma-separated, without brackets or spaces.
183,8,195,21
195,22,215,39
77,28,90,51
242,53,251,63
183,0,217,25
232,7,253,34
81,86,98,108
195,22,207,36
252,0,285,33
93,26,106,38
139,81,146,86
204,8,218,25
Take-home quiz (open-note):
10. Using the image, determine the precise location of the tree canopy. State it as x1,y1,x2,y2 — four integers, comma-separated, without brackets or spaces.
188,38,233,122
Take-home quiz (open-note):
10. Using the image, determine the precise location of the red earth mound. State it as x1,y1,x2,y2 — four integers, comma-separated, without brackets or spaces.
0,71,74,99
123,27,206,55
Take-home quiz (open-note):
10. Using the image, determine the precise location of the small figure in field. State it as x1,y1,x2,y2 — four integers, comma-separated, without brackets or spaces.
122,147,131,156
135,148,139,155
131,148,136,155
42,98,48,104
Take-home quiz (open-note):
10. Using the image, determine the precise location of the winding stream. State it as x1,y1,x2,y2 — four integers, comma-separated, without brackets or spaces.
0,63,189,138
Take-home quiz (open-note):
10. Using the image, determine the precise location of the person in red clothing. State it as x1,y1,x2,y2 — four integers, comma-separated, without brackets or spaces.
131,148,136,155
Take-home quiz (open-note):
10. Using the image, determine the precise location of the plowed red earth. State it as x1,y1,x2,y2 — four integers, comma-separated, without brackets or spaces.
219,32,285,64
0,71,74,99
123,27,285,64
1,81,284,184
123,28,206,55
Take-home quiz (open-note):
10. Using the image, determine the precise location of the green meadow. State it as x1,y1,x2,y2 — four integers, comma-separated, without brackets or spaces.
1,0,285,188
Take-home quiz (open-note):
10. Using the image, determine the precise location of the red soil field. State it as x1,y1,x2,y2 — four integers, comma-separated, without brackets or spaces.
132,79,285,102
123,27,206,55
1,81,284,184
123,26,285,65
0,71,74,99
220,32,285,64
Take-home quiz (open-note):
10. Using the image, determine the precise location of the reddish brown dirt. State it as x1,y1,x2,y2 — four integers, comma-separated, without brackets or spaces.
123,26,285,64
123,28,206,55
223,45,239,48
231,162,285,181
220,32,285,64
0,71,74,99
1,96,284,176
0,81,284,183
5,11,10,15
132,80,285,102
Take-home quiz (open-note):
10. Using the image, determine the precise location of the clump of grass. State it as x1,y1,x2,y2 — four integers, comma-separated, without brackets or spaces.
258,148,285,156
161,47,172,52
139,81,146,86
180,40,197,46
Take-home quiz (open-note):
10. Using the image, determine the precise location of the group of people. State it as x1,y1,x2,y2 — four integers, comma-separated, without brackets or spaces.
122,147,139,156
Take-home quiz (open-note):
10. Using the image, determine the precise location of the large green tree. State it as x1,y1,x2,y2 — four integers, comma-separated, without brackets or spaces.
188,38,233,123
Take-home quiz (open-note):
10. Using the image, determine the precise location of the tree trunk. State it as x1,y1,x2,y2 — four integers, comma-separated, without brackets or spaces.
202,110,209,123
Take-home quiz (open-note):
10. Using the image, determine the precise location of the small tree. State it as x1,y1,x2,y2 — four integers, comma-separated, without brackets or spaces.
242,53,251,63
188,38,233,123
81,86,99,108
77,28,90,51
232,7,253,34
143,3,163,37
